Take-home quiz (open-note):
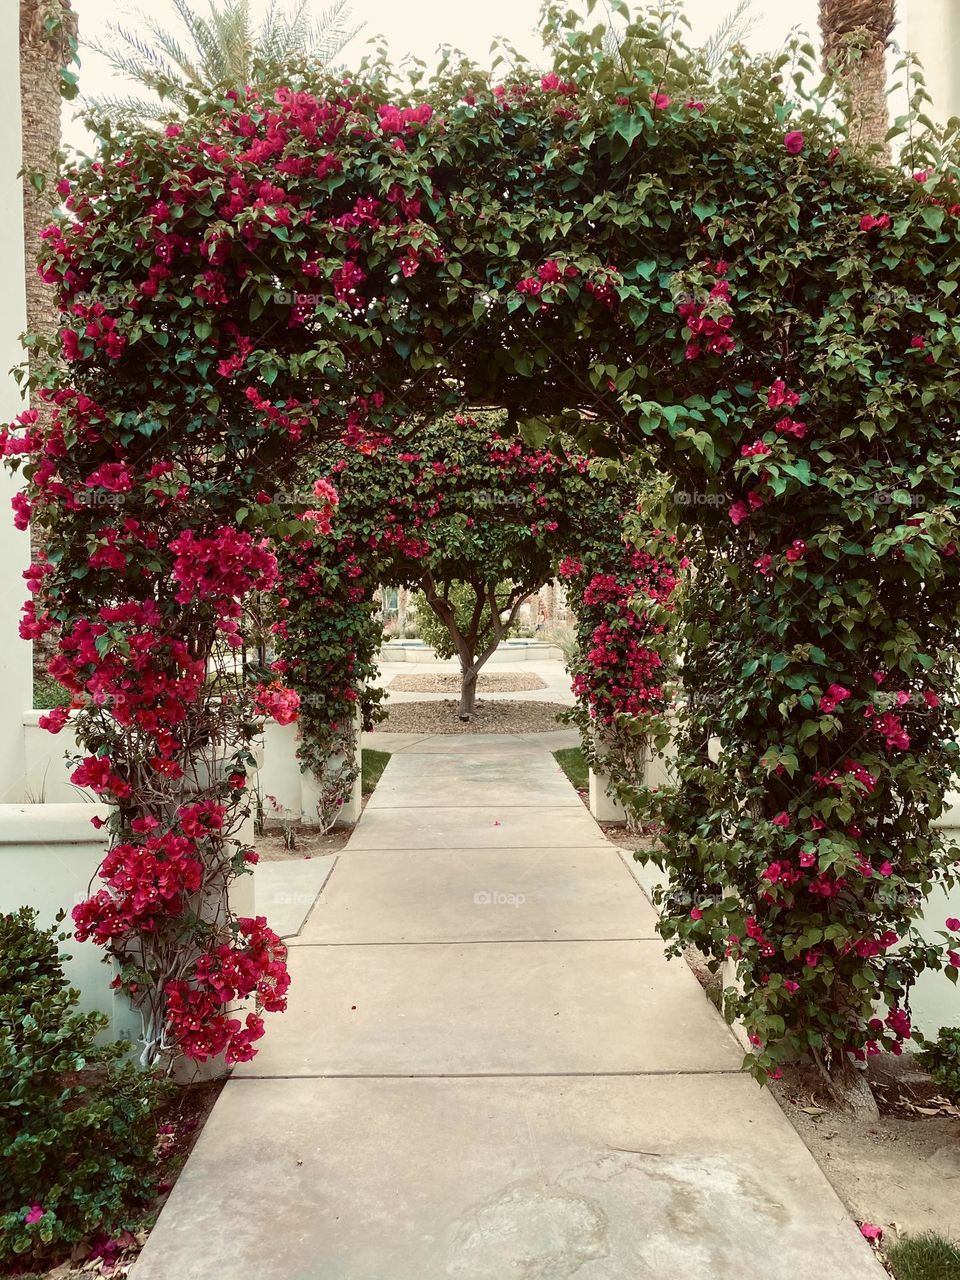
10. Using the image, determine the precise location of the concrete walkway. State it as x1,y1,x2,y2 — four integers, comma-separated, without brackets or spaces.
133,735,882,1280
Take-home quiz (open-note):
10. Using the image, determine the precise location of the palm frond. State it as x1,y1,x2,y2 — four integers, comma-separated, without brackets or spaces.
82,91,175,124
702,0,757,73
86,0,367,109
173,0,230,82
86,21,184,86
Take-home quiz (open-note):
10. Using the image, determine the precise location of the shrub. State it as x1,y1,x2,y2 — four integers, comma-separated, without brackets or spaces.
918,1026,960,1102
0,908,168,1266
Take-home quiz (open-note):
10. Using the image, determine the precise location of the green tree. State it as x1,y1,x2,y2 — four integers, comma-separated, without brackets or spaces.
85,0,362,120
411,579,528,719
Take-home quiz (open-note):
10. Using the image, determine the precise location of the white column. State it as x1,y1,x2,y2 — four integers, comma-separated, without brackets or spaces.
588,765,626,822
338,706,363,825
0,7,34,801
300,708,363,828
587,732,627,823
901,0,960,126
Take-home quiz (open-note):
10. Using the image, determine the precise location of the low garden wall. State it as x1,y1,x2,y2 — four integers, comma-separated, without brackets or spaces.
0,801,133,1038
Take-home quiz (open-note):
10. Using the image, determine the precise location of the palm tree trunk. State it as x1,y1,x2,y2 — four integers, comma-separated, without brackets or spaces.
20,0,72,352
819,0,896,159
19,0,75,699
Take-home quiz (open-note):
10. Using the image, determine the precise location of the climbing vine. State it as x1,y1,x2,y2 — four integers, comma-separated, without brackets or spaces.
7,0,960,1083
273,410,620,790
561,488,685,825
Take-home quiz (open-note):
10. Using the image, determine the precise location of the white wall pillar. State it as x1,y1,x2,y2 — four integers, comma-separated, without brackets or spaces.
300,708,363,828
0,5,34,802
587,732,627,823
338,706,363,825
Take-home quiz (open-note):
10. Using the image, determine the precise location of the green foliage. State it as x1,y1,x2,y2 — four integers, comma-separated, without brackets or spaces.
918,1026,960,1102
361,748,390,795
554,746,589,792
16,0,960,1083
0,910,167,1266
276,409,619,746
886,1234,960,1280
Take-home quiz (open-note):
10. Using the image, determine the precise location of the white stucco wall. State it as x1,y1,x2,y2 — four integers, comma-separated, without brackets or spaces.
900,0,960,127
0,803,138,1038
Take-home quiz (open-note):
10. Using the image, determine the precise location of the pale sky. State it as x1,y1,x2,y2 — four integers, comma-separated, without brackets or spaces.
63,0,825,149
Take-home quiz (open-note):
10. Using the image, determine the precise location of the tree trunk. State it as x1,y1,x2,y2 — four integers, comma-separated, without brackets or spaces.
819,0,896,159
458,662,478,720
20,0,70,354
20,0,75,700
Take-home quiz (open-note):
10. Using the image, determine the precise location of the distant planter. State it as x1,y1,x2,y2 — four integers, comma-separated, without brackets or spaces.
379,639,564,664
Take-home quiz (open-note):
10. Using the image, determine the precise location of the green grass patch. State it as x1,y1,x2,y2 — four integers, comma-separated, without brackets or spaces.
361,748,391,795
554,746,588,792
887,1234,960,1280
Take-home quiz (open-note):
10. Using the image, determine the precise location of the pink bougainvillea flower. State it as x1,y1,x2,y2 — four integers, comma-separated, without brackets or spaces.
859,213,891,232
690,907,703,920
772,812,791,828
783,131,804,154
686,99,706,112
728,500,750,526
650,91,671,110
819,683,851,713
785,539,807,562
946,917,960,931
767,379,800,410
859,1224,883,1241
25,1205,44,1225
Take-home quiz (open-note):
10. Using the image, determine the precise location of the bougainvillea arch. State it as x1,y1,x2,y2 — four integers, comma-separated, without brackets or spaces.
270,410,675,829
8,2,960,1082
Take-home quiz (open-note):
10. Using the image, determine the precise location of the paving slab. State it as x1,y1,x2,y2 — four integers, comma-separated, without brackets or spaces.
253,855,337,938
296,846,659,944
130,1074,884,1280
347,803,607,849
366,752,581,809
233,940,742,1077
380,732,558,755
136,735,880,1278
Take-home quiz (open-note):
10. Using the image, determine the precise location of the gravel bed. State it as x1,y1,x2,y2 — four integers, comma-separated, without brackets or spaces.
379,698,568,734
388,672,547,694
